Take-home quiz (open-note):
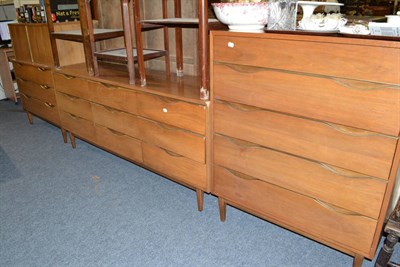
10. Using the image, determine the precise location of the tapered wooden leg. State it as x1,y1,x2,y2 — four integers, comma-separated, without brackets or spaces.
218,197,226,222
353,254,364,267
69,132,76,149
196,189,204,212
27,112,33,124
61,128,68,143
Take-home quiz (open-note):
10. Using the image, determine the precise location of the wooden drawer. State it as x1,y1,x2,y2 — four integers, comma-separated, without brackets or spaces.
138,118,205,163
212,33,400,85
59,111,95,142
214,100,397,179
20,93,60,125
13,63,53,86
17,77,56,104
92,103,140,140
88,81,138,115
95,124,143,163
137,93,206,135
53,73,91,100
213,63,400,136
214,134,387,219
214,165,377,255
56,92,93,121
142,143,207,190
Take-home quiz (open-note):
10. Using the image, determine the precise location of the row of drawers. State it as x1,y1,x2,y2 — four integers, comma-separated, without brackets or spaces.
14,63,60,126
57,91,207,191
214,100,397,180
53,73,206,135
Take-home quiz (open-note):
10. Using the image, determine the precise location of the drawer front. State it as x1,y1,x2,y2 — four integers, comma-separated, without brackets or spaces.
95,124,143,163
142,143,207,190
17,77,56,104
59,111,95,141
137,93,206,135
214,101,397,179
214,165,377,255
13,63,53,86
91,104,140,139
214,134,387,219
56,92,93,121
138,118,205,164
20,93,60,125
212,35,400,85
53,73,91,100
88,81,138,115
213,63,400,136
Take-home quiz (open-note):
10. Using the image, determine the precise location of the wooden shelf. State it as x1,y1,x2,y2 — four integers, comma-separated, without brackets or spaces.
142,18,224,29
95,48,168,64
52,28,124,42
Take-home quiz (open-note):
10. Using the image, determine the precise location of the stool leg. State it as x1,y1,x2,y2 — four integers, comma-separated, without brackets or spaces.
375,233,399,267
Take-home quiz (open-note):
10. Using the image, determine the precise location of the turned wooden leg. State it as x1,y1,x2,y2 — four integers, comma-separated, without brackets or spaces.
375,233,399,267
353,254,364,267
27,112,33,124
61,128,68,143
69,132,76,149
196,189,204,212
218,197,227,222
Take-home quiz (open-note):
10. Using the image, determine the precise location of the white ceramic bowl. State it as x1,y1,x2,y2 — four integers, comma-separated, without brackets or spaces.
212,2,269,32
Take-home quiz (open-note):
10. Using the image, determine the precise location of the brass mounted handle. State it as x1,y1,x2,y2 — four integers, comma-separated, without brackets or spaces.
38,67,47,72
68,113,81,120
40,84,50,90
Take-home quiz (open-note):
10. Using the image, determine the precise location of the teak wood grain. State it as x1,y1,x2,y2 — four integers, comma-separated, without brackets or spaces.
20,93,60,126
59,110,96,142
213,134,386,219
13,63,53,87
212,34,400,85
53,73,91,100
56,92,93,121
214,100,397,180
94,124,143,163
213,165,377,256
137,93,206,135
17,78,56,104
213,63,400,137
142,142,207,190
8,24,31,62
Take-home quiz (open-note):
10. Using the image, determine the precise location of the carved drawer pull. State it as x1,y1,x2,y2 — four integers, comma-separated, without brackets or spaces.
220,134,261,149
40,84,50,90
330,77,400,91
313,199,361,217
44,102,55,108
61,74,75,80
68,113,80,120
319,163,381,180
65,94,80,101
38,67,47,72
219,100,261,112
160,147,183,158
322,122,397,139
224,167,258,181
16,77,27,82
224,63,266,74
107,127,125,137
102,105,122,114
92,80,118,90
20,92,29,98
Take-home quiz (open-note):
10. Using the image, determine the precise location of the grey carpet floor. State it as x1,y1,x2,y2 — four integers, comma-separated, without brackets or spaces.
0,99,399,267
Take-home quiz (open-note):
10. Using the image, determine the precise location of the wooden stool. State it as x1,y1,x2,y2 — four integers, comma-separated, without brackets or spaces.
375,200,400,267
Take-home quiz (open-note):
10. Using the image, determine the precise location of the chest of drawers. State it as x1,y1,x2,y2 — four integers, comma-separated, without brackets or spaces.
53,71,209,211
210,31,400,266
